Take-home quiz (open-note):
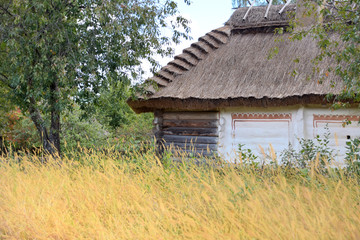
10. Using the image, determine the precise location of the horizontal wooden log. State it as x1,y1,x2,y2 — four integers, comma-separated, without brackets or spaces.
163,112,219,120
162,135,218,144
164,142,217,151
163,127,218,137
163,119,218,128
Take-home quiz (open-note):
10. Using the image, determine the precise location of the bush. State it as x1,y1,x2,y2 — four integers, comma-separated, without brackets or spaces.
345,137,360,176
1,109,41,152
237,144,259,167
61,106,109,153
61,104,154,157
280,126,334,172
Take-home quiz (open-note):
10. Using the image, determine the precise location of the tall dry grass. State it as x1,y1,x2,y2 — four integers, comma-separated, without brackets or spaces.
0,149,359,240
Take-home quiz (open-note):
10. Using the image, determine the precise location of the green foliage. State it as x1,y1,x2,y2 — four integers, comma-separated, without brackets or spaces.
289,0,360,106
109,111,154,155
59,101,154,157
0,0,190,153
95,81,136,129
114,112,153,140
345,137,360,176
60,103,154,154
281,126,334,171
0,0,190,112
238,144,259,167
61,106,109,152
1,110,41,151
0,85,15,135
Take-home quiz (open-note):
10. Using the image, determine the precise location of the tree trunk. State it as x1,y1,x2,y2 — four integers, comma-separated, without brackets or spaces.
29,98,59,157
0,136,4,155
26,69,61,157
49,80,61,156
50,110,61,155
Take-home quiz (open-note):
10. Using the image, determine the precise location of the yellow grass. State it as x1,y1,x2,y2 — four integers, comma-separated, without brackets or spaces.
0,150,359,240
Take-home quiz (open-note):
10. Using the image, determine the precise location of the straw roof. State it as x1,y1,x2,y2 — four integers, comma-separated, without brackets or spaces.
227,4,295,29
128,4,343,113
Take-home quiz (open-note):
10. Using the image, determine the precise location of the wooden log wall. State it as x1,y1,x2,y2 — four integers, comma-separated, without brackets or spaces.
155,111,219,156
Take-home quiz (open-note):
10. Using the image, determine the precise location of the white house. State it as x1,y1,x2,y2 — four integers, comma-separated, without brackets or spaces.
128,3,360,163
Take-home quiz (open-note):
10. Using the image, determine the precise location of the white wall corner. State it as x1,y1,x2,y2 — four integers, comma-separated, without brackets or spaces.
293,107,305,150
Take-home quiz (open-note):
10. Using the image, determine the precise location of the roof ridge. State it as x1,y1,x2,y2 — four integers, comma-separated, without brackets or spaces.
226,4,296,29
146,25,232,94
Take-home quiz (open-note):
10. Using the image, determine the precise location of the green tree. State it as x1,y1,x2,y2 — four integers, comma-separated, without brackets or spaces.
0,85,13,134
0,84,14,151
290,0,360,107
0,0,190,156
95,80,134,130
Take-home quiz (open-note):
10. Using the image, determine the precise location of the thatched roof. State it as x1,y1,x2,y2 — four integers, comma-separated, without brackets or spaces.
226,4,295,29
128,4,343,113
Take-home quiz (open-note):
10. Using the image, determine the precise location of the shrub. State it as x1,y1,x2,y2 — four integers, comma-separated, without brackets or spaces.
281,126,334,172
345,137,360,176
237,144,259,167
61,106,109,153
1,109,40,152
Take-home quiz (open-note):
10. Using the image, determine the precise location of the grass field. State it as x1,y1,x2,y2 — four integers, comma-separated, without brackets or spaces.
0,149,359,239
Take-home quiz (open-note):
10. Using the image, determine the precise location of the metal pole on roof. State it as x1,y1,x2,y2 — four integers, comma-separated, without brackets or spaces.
243,0,254,21
264,0,273,19
279,0,291,14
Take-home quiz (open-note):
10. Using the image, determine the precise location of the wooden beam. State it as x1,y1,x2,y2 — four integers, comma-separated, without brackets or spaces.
163,112,219,120
162,135,218,144
163,119,219,128
163,127,218,137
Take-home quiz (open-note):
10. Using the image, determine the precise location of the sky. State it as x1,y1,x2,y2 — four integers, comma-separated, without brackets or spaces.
156,0,235,67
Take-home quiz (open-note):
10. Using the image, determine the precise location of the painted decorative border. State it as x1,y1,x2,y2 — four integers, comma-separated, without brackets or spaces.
313,114,360,128
231,113,292,130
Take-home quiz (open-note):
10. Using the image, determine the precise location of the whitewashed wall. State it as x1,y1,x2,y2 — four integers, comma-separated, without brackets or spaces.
218,106,360,163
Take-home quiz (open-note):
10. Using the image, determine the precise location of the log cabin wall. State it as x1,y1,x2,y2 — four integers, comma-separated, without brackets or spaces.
153,111,164,154
154,111,220,156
